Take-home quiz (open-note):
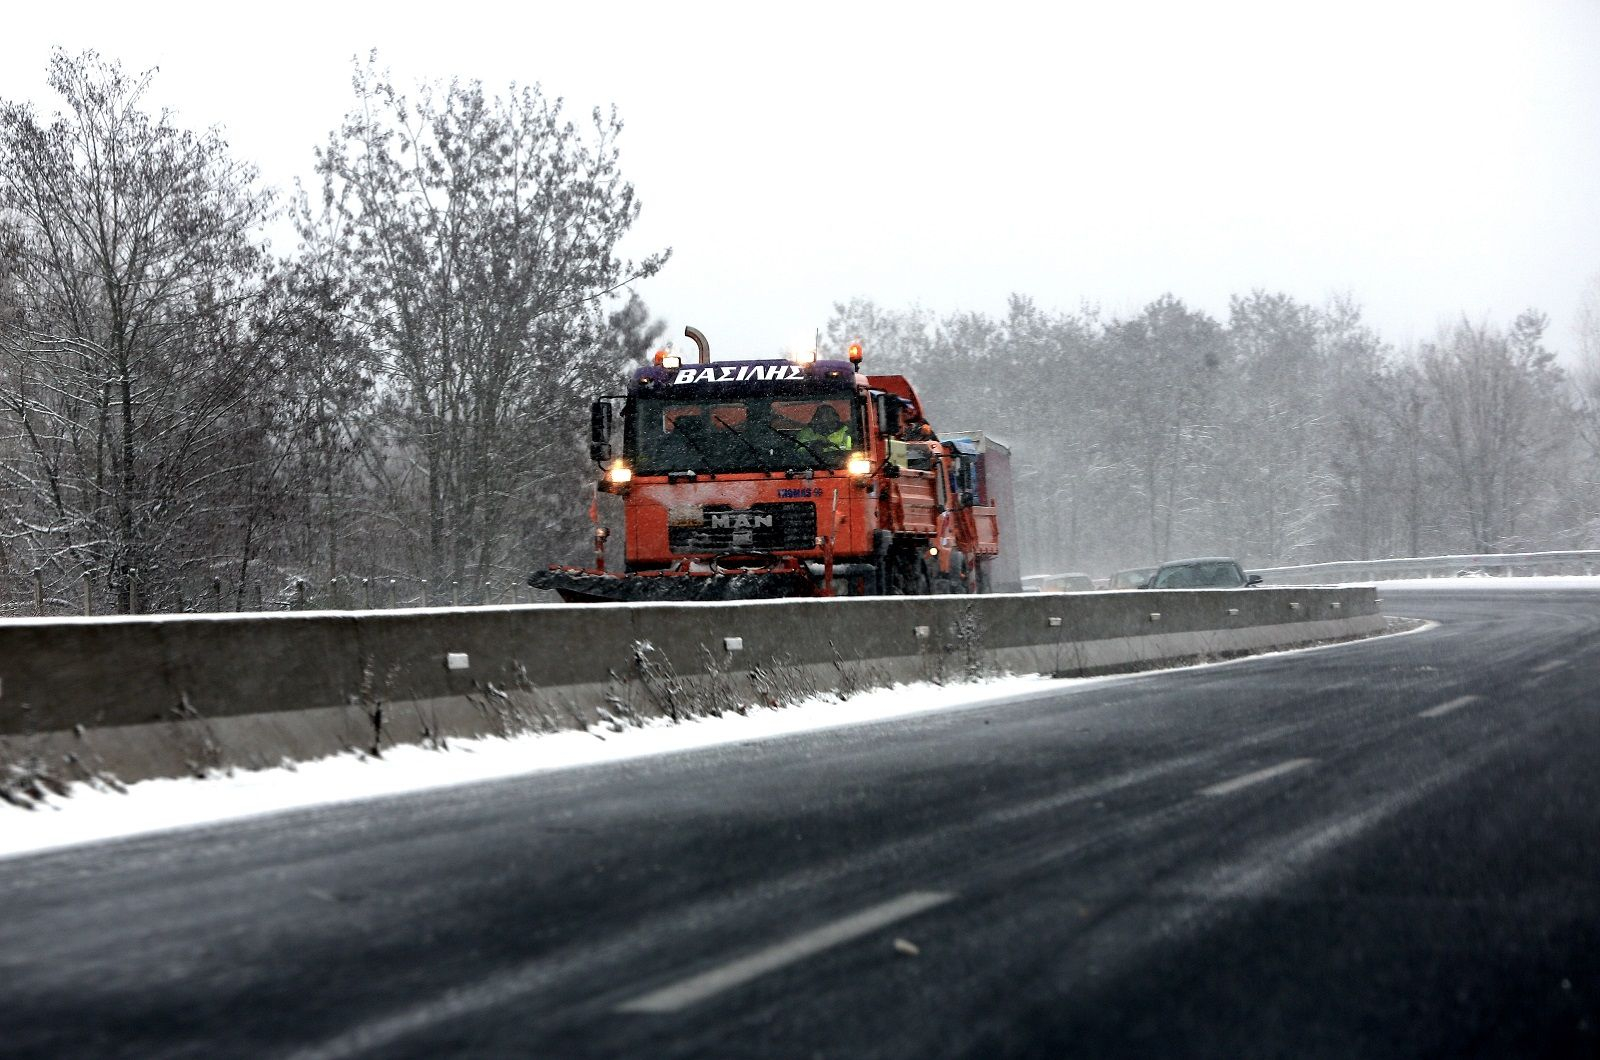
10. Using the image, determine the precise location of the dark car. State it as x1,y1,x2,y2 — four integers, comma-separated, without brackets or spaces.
1107,565,1158,590
1141,557,1262,589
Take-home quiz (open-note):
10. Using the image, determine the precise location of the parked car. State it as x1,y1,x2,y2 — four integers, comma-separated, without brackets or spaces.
1107,565,1158,590
1021,572,1097,593
1140,557,1262,589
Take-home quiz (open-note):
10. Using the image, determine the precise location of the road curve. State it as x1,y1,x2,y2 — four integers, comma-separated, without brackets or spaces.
2,586,1598,1058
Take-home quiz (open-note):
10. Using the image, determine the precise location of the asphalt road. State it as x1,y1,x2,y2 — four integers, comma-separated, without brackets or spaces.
3,586,1599,1059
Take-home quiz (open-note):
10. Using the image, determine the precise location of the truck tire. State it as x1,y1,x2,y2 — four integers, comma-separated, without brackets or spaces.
888,545,932,595
933,551,966,594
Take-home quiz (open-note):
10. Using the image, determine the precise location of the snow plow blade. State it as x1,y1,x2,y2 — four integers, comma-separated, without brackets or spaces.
527,566,816,604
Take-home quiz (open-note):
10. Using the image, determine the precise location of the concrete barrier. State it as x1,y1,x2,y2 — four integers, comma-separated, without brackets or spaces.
0,587,1382,790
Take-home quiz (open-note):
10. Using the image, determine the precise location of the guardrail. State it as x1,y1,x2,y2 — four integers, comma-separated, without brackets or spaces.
0,587,1382,794
1249,550,1600,586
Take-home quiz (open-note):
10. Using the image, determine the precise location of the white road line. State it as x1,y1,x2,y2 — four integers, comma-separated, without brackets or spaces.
616,890,953,1014
1419,694,1482,719
1533,658,1568,674
1199,758,1314,798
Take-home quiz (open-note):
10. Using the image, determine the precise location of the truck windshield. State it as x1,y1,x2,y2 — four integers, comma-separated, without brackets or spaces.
629,395,862,474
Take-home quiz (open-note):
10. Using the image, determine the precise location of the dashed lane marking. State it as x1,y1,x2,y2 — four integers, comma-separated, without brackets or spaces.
1419,694,1482,719
1198,758,1314,798
616,890,954,1014
1532,658,1568,674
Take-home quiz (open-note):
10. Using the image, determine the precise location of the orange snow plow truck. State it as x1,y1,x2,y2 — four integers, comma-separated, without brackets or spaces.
528,328,1020,603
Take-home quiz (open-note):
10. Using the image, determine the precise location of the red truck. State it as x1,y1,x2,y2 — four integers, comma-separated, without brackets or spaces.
529,328,1019,602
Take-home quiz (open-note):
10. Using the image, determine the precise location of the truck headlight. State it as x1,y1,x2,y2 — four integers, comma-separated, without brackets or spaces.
846,452,872,477
608,460,633,485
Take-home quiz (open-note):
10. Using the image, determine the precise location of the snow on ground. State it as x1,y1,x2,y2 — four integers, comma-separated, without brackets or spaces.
1346,575,1600,590
0,674,1063,861
0,618,1435,863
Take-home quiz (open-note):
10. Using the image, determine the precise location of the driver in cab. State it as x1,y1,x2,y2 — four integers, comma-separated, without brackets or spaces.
796,404,851,453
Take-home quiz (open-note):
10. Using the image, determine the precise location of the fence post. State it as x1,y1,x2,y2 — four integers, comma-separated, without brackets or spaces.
388,579,397,609
293,579,307,611
212,577,223,612
128,569,139,615
33,569,44,616
451,580,459,607
420,578,428,608
82,570,93,617
252,581,263,610
362,577,371,610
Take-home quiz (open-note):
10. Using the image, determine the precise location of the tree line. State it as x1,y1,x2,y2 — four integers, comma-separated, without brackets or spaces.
828,290,1596,577
0,50,666,613
4,50,1593,613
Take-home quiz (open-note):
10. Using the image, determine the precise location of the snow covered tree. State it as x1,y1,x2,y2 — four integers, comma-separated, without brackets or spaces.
1100,295,1226,560
1220,291,1336,564
305,58,668,598
0,50,283,612
1419,312,1569,553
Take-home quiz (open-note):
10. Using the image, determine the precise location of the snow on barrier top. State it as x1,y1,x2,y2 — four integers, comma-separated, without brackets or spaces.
1249,550,1600,585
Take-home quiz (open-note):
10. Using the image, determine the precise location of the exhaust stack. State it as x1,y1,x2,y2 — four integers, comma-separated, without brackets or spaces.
684,325,711,364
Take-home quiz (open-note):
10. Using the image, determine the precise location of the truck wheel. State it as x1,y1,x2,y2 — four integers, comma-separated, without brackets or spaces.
869,530,894,596
947,551,968,593
891,546,932,595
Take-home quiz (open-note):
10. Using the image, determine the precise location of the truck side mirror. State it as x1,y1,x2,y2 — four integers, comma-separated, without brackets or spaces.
589,400,614,464
873,393,901,440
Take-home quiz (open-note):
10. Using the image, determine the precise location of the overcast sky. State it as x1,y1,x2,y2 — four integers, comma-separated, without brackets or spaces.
4,0,1598,360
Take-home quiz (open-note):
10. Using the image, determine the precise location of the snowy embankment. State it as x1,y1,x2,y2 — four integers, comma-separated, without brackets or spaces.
0,675,1055,861
1355,575,1600,590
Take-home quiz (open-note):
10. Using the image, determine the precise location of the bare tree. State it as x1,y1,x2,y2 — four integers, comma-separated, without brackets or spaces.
1571,273,1600,457
0,50,282,611
305,58,668,598
1319,296,1396,560
234,260,375,603
826,298,936,371
1220,291,1337,564
1420,312,1567,553
1100,295,1225,560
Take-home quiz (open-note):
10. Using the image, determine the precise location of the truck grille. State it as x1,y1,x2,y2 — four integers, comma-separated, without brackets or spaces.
668,502,818,554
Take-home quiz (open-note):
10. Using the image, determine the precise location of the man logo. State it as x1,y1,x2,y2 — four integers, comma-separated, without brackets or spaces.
709,511,774,530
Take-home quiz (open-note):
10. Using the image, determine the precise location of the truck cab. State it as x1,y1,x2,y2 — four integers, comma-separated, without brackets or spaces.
534,336,1014,602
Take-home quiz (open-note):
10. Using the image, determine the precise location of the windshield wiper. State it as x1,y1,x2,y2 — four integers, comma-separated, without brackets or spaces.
672,426,715,469
712,414,785,469
788,433,836,470
711,415,843,473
